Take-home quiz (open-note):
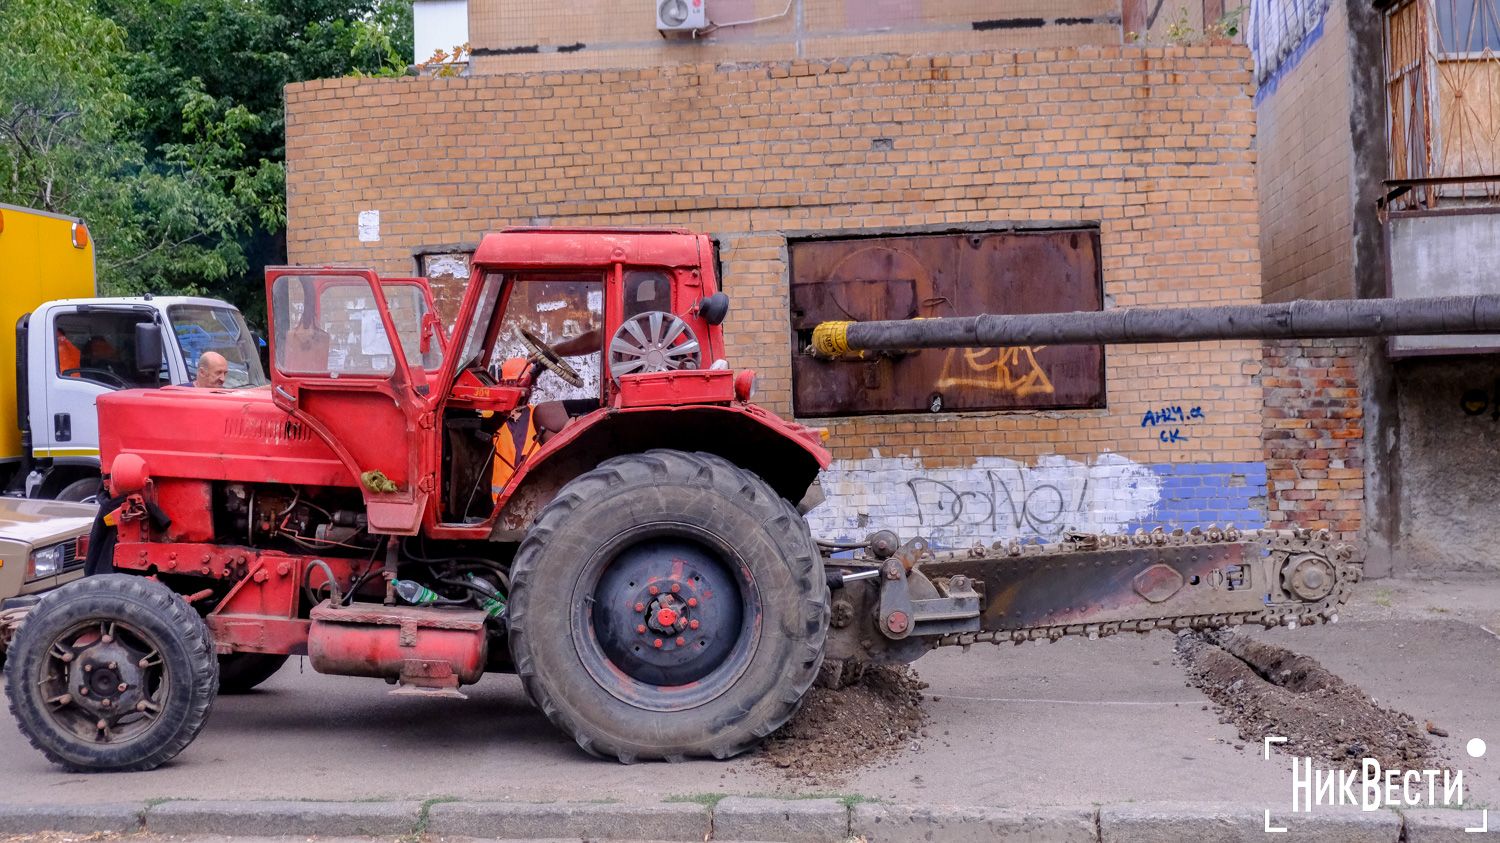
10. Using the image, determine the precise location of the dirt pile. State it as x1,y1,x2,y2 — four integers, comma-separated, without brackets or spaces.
755,665,928,780
1177,631,1437,769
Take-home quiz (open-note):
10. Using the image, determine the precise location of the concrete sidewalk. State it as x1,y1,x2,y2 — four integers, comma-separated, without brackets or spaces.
0,577,1495,838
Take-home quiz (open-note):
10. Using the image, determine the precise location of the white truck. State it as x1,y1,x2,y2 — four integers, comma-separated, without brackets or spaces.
1,203,268,501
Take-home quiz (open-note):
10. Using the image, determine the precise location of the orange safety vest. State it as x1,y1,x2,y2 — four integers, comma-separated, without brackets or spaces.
491,359,540,499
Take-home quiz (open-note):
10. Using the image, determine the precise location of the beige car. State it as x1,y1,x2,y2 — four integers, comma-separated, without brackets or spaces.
0,498,93,663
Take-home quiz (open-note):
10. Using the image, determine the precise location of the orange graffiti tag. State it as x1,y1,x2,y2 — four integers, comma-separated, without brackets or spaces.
935,346,1056,396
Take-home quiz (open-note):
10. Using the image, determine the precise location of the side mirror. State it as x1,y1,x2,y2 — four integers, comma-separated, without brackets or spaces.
699,292,730,326
134,322,163,375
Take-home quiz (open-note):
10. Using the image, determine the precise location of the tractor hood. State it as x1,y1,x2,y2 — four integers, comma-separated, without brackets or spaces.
97,386,353,488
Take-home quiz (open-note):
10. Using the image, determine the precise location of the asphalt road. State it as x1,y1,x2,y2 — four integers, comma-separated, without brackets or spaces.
0,579,1495,814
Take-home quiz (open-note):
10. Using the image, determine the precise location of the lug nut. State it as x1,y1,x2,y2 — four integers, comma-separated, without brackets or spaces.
670,583,680,593
653,639,663,649
689,620,700,630
648,585,659,595
78,687,89,696
634,602,645,612
97,719,108,730
675,637,685,646
107,662,117,670
687,598,698,607
83,664,93,673
101,699,112,709
117,683,128,693
636,624,646,634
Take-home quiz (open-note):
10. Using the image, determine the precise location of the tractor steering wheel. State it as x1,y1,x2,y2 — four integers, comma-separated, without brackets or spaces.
519,327,584,388
60,367,130,389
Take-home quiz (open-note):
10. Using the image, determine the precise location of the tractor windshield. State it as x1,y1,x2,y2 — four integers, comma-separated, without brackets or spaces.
167,304,269,389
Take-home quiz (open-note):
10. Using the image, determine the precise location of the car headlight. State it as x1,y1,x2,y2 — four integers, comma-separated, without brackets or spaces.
27,544,66,580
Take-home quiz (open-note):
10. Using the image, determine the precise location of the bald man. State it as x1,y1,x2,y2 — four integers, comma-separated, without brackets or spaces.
194,351,228,388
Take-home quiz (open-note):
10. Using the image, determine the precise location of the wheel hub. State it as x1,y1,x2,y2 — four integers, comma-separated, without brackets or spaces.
589,538,744,688
39,620,167,743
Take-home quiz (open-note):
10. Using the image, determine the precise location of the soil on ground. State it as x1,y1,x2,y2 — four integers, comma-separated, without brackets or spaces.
755,665,928,781
1176,630,1438,770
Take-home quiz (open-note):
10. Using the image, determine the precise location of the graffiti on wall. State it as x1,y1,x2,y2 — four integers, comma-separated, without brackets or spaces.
1141,403,1207,444
935,346,1056,397
1249,0,1331,94
803,453,1165,546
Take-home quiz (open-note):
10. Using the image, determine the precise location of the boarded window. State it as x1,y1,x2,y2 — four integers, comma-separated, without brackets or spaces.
789,229,1105,417
416,250,473,330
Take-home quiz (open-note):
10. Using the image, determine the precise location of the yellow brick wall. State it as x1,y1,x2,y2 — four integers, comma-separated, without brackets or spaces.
469,0,1122,74
1257,0,1354,303
284,45,1262,475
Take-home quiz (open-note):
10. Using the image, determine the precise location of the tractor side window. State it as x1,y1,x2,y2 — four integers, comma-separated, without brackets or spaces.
623,269,671,319
271,276,399,376
54,311,162,389
492,275,603,402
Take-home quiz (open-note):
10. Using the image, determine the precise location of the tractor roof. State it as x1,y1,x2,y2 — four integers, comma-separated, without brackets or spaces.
472,227,705,270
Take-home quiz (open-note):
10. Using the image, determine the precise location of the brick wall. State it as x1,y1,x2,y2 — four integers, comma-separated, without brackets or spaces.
468,0,1123,74
1256,0,1354,303
1262,338,1363,542
285,45,1273,546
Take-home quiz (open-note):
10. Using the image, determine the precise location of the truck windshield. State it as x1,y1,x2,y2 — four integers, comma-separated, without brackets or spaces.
168,304,269,388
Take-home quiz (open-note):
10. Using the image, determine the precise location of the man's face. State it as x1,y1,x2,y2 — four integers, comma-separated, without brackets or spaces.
196,355,228,388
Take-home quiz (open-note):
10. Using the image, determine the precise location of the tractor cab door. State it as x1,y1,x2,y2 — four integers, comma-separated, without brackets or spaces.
266,269,433,534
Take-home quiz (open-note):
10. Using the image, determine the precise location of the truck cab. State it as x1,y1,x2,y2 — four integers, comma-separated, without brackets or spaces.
11,296,268,500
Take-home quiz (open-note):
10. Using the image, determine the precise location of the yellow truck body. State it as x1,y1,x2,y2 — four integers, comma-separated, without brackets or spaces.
0,204,96,463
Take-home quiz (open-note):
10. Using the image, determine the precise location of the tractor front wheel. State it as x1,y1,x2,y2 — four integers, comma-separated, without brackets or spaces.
4,575,219,772
509,450,828,762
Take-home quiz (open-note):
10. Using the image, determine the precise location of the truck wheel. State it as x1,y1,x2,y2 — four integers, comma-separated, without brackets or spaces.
4,574,218,772
509,450,829,762
55,478,101,503
217,653,289,694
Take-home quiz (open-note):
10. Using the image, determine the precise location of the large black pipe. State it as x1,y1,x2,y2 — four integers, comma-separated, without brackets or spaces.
810,295,1500,354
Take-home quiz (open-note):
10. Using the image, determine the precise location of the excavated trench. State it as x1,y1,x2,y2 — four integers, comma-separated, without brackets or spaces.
1176,631,1438,769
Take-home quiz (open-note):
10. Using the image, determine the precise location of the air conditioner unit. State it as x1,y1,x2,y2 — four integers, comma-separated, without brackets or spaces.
656,0,706,32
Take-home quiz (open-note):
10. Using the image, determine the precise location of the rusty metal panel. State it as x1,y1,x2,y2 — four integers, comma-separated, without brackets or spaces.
789,230,1105,416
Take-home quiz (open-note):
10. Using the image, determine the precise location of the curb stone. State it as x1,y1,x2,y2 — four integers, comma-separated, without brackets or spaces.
144,800,424,837
0,802,145,835
0,799,1449,841
1099,802,1403,843
712,797,848,842
425,801,709,840
1402,809,1492,843
851,803,1097,842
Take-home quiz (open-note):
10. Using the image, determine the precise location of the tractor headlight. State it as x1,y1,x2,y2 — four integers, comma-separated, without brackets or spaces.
27,544,66,580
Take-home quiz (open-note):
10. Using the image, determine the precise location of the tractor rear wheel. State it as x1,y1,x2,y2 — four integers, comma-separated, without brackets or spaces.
217,653,289,694
4,574,218,772
509,449,828,762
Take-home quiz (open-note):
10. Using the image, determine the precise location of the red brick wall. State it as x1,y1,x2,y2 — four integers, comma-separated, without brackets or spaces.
1262,338,1363,541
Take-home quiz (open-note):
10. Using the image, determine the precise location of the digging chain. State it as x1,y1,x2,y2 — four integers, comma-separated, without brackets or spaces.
917,526,1361,650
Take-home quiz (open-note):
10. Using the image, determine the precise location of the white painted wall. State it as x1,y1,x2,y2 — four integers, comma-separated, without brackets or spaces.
414,0,469,64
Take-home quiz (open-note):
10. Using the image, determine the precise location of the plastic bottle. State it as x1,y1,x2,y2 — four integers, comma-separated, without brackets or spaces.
392,578,440,605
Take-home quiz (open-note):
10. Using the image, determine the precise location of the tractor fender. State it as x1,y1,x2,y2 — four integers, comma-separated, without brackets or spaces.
490,403,831,540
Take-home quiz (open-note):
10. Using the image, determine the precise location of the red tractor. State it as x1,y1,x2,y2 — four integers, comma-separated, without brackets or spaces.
5,229,835,771
5,227,1367,772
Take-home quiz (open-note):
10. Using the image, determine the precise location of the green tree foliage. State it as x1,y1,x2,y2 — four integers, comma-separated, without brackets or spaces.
0,0,412,314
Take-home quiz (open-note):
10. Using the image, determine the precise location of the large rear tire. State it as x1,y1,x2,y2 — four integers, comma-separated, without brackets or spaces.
217,653,289,694
509,449,828,762
4,575,219,772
